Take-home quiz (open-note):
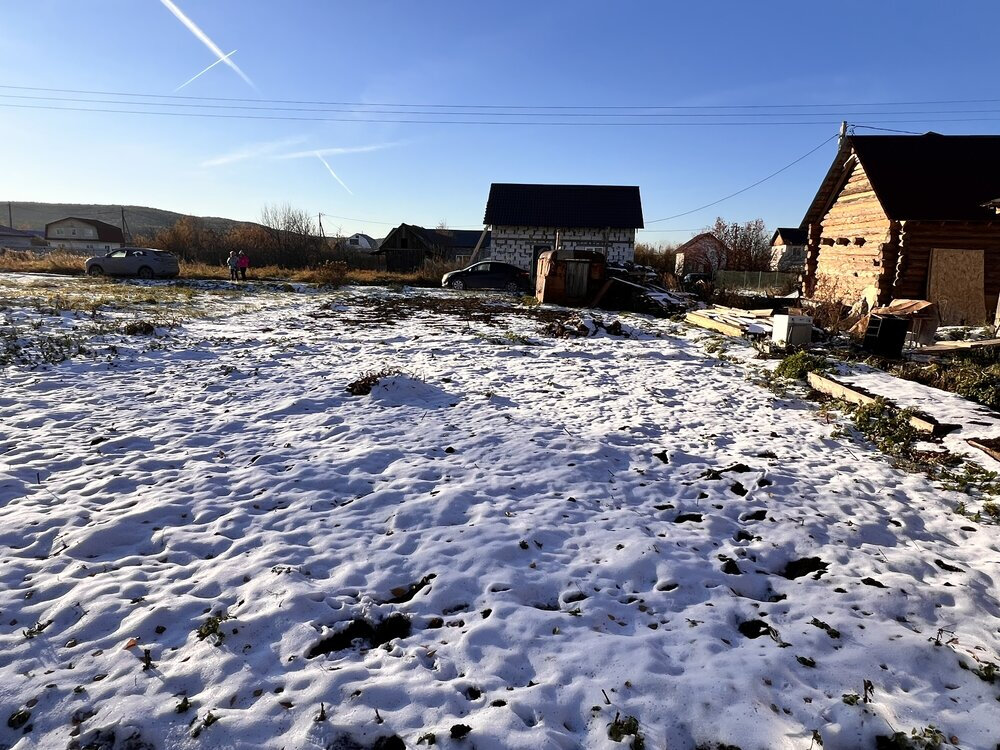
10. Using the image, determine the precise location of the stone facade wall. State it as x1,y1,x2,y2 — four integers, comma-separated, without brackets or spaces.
488,225,635,269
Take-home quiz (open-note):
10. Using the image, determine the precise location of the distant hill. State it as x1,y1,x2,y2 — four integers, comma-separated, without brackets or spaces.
3,202,255,237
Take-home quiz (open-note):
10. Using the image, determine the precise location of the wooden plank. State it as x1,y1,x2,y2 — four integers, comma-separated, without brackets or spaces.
685,311,744,337
805,372,955,435
917,338,1000,354
968,438,1000,463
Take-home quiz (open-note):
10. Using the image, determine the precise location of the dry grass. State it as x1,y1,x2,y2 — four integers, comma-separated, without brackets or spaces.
0,250,89,276
0,250,461,288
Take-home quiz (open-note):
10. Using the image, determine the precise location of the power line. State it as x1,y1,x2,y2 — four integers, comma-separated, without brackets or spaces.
8,93,1000,119
7,101,1000,128
4,83,1000,110
646,133,840,224
850,124,922,135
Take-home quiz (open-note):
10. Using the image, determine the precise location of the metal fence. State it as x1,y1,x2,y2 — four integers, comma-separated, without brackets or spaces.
714,270,798,293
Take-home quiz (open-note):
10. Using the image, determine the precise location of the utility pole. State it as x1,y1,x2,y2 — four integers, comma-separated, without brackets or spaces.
7,202,12,228
120,207,133,245
839,120,848,148
317,212,325,240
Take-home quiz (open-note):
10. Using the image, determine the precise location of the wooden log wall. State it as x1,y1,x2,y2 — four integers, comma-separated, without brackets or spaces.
895,221,1000,315
813,160,893,304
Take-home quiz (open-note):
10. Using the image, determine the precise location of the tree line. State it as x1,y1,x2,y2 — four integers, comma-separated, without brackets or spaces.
133,204,337,268
635,217,773,275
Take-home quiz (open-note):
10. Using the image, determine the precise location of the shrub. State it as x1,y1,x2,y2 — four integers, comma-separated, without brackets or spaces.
868,347,1000,411
852,398,918,457
302,261,347,286
608,714,645,749
346,368,401,396
774,351,828,380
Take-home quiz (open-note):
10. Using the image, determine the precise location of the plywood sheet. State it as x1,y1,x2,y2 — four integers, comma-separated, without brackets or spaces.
928,248,986,325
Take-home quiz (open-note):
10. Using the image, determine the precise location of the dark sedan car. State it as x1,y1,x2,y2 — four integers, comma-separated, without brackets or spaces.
441,261,530,292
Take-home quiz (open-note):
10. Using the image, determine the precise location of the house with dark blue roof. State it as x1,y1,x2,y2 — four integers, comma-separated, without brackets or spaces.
0,224,44,250
482,183,643,274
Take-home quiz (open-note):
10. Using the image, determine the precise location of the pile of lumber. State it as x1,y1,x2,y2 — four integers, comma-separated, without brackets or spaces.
685,306,774,338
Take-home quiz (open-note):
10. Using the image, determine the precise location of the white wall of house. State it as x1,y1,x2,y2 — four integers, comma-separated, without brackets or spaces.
48,239,121,252
47,218,100,241
345,233,378,251
770,243,806,272
46,219,121,252
0,235,38,250
488,225,635,269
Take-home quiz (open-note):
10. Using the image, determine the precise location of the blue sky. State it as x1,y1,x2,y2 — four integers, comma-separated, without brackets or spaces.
2,1,999,243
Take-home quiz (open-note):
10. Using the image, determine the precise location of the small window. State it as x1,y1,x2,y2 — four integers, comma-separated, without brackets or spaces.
470,263,491,273
71,228,77,236
400,237,409,249
349,238,359,246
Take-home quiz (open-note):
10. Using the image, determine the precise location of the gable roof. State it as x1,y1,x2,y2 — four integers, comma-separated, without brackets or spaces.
410,226,490,250
379,224,490,252
484,183,644,229
771,227,807,246
0,224,37,238
802,133,1000,227
675,232,729,254
45,217,125,243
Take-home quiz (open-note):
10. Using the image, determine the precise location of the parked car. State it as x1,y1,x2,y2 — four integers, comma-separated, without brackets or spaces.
86,248,180,279
681,273,712,286
441,261,530,292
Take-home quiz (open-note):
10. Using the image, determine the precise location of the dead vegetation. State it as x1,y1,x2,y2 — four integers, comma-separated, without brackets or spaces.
346,368,402,396
0,250,462,288
867,348,1000,410
313,291,566,330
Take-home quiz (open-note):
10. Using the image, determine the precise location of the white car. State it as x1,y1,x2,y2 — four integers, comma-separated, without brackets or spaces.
86,248,180,279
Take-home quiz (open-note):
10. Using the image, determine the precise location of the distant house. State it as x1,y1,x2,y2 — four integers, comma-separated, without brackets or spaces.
801,133,1000,325
769,227,808,272
673,232,730,276
45,217,124,252
0,225,44,250
341,233,379,252
483,183,643,276
377,224,490,272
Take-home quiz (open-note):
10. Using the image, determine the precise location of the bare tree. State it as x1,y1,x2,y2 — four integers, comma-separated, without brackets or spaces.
709,217,771,271
259,203,323,266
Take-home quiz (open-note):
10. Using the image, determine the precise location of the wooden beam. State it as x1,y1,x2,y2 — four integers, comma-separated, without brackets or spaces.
806,372,956,435
468,227,490,264
685,311,744,337
917,338,1000,355
968,438,1000,463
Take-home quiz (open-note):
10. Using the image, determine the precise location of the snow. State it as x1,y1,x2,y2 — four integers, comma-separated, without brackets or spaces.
835,367,1000,471
1,278,999,750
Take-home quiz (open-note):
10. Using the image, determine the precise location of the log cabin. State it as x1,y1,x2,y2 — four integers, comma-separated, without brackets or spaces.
800,133,1000,324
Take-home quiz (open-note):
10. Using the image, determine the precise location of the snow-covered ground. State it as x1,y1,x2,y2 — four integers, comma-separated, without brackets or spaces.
1,277,998,750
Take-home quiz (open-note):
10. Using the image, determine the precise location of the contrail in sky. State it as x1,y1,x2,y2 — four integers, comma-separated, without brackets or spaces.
175,49,238,91
316,153,353,195
159,0,255,89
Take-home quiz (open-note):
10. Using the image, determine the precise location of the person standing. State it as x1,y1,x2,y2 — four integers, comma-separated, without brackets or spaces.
238,250,250,281
227,251,239,281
